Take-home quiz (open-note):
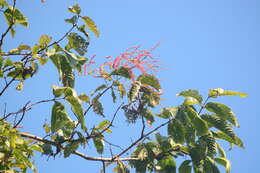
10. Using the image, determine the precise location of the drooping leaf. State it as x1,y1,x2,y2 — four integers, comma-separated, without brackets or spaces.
111,87,117,103
168,119,185,144
128,81,141,102
216,143,226,158
51,101,70,133
215,157,231,173
64,142,79,158
137,74,160,91
177,89,203,104
179,160,192,173
199,133,217,157
81,16,100,37
185,106,208,136
205,102,239,127
212,131,244,148
92,95,104,116
64,88,85,130
208,88,247,98
93,133,104,154
201,114,235,139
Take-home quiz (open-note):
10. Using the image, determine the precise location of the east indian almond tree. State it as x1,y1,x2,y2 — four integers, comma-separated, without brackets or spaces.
0,1,247,173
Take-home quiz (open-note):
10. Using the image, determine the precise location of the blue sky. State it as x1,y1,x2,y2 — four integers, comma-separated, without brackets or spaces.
1,0,259,172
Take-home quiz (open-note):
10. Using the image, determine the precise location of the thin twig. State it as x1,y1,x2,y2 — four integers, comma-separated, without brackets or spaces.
13,101,30,128
112,118,172,160
0,0,17,49
198,96,210,115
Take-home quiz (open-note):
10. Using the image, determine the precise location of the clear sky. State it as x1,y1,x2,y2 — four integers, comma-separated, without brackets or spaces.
1,0,259,172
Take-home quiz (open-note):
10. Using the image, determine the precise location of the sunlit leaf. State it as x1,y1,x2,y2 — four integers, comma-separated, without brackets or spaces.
81,16,100,37
78,93,90,103
39,34,52,47
215,157,231,173
177,89,203,104
16,81,24,91
96,120,110,131
4,7,28,27
51,101,70,132
208,88,247,98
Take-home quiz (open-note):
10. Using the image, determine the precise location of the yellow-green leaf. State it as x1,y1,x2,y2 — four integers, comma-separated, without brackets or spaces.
208,88,247,98
81,16,100,37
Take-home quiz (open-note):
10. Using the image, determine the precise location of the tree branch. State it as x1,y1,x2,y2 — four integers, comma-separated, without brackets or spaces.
19,132,139,162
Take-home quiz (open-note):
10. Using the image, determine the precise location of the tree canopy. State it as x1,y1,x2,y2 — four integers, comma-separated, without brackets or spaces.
0,1,247,173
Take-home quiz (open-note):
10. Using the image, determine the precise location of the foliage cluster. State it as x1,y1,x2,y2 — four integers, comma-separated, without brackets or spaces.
0,1,247,173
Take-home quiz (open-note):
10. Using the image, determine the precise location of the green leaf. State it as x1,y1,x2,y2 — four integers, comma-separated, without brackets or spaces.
215,157,231,173
201,114,235,139
205,102,239,127
4,58,13,67
52,85,65,97
68,4,81,14
156,107,178,119
111,88,116,103
157,156,176,173
208,88,247,98
199,133,217,157
78,93,90,103
65,15,78,25
64,88,85,130
128,81,141,102
93,133,104,154
65,32,89,56
39,34,52,47
64,142,79,158
30,144,43,153
4,7,28,27
168,119,185,144
92,84,108,96
204,157,221,173
16,81,24,91
212,131,244,148
216,143,226,158
96,120,110,131
185,106,208,136
81,16,100,37
111,67,131,79
137,74,160,91
179,160,192,173
51,101,70,132
177,89,203,104
183,97,200,105
92,95,104,116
